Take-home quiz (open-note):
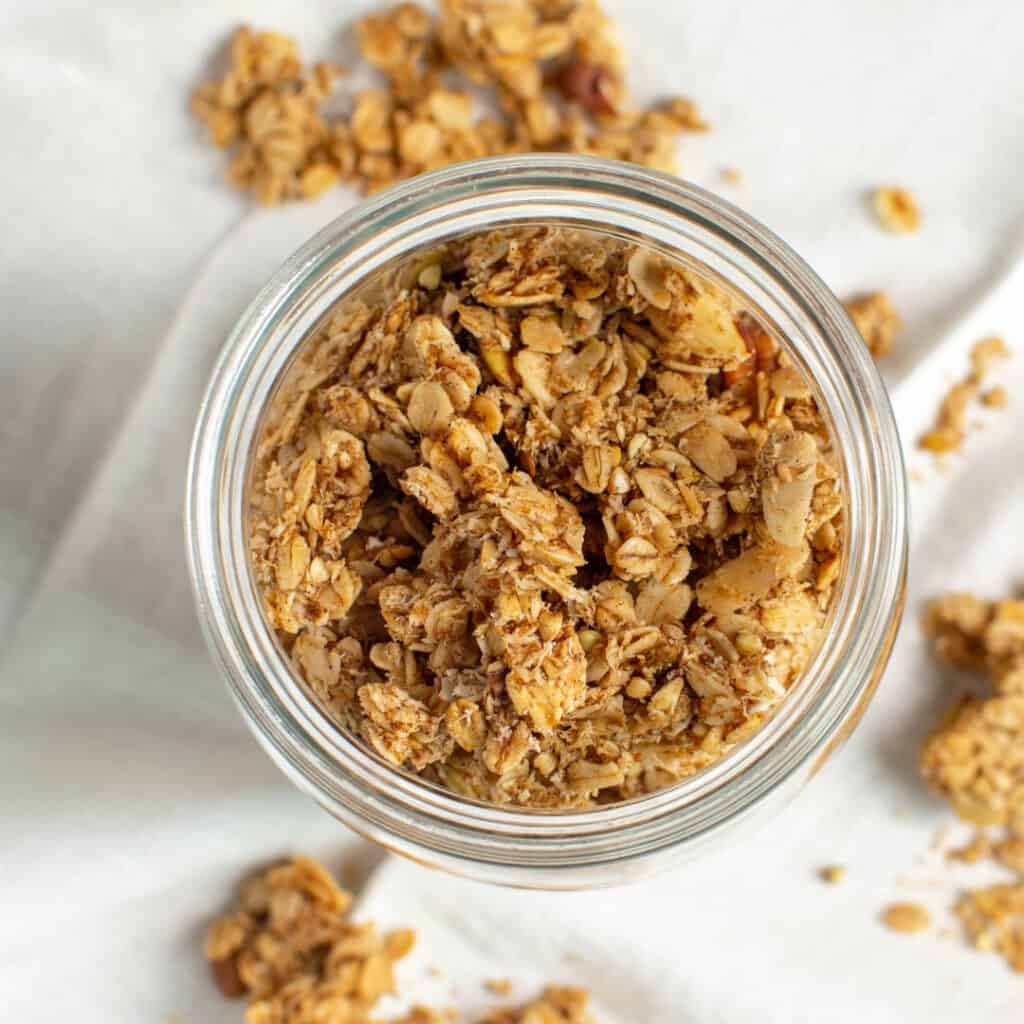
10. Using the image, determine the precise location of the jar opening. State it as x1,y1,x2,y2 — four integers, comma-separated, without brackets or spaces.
187,155,907,886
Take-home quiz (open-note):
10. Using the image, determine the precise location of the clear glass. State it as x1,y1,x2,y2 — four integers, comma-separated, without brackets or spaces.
186,155,907,890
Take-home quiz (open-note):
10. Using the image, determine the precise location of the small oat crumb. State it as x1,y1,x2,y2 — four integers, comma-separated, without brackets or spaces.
981,385,1008,409
819,864,846,884
872,186,922,234
843,291,901,359
486,978,514,996
881,901,932,933
721,166,743,186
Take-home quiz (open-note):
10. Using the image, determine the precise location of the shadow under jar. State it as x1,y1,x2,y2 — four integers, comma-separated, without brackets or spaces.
187,155,907,889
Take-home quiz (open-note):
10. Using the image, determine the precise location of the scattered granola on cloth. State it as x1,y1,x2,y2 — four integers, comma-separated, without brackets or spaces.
191,1,708,202
249,226,844,808
842,291,901,359
917,336,1011,456
919,592,1024,971
872,186,922,234
204,855,416,1020
921,594,1024,828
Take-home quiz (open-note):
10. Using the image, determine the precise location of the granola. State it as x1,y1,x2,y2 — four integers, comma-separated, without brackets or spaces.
918,336,1011,456
192,2,707,203
204,856,416,1022
249,226,844,808
872,186,921,234
918,591,1024,971
921,594,1024,829
842,291,901,360
956,884,1024,972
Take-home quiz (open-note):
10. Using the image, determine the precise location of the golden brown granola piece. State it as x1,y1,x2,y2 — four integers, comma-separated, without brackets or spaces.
251,227,843,808
843,291,901,359
872,186,921,234
881,902,931,934
203,856,416,1020
918,336,1011,456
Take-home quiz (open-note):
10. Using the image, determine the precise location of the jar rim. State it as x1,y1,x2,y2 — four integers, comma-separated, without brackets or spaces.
186,155,907,887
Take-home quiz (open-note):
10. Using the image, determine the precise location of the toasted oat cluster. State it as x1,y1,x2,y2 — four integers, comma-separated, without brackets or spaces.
191,1,707,203
918,336,1010,456
919,593,1024,972
204,856,416,1021
920,595,1024,828
880,902,931,934
249,227,843,808
842,291,901,360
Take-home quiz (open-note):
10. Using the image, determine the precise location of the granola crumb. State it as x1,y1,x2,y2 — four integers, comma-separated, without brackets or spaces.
917,336,1011,457
250,226,844,809
917,590,1024,970
872,186,921,234
842,291,901,359
192,2,708,203
947,831,993,864
203,856,415,1019
981,385,1009,409
819,864,846,884
721,166,743,186
485,978,514,996
881,901,931,933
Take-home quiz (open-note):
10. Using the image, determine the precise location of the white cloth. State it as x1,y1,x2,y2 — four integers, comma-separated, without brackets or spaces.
2,1,1024,1021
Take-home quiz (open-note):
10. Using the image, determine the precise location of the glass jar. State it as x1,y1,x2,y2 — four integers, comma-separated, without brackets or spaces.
186,154,907,890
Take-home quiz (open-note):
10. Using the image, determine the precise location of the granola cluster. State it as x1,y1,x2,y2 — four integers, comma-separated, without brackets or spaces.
919,592,1024,972
204,856,416,1021
921,594,1024,830
191,1,707,203
249,226,843,808
842,291,901,360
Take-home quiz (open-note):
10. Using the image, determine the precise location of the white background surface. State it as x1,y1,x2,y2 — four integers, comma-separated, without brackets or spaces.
2,1,1024,1021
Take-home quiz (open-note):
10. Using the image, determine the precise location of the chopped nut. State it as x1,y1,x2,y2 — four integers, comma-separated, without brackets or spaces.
873,186,922,234
251,227,842,809
881,902,931,933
